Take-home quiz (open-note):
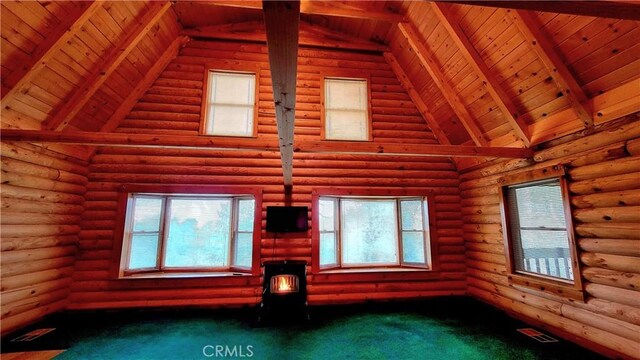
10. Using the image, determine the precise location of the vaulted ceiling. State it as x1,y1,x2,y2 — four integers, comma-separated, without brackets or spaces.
2,1,639,160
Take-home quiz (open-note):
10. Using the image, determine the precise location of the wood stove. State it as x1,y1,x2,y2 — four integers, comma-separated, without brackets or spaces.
257,260,308,325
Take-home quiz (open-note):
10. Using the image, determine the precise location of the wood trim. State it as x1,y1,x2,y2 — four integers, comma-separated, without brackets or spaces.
0,130,534,158
263,0,300,186
382,52,451,146
398,22,487,146
1,1,103,101
431,3,531,147
508,10,592,129
43,1,173,131
320,72,373,141
100,36,189,133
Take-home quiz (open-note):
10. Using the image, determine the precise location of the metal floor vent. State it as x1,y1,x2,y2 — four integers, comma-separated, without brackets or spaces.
517,328,558,343
11,328,56,342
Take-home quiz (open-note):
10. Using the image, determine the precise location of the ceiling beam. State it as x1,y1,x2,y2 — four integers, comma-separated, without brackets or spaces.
383,52,451,146
100,36,189,133
192,0,405,22
0,130,534,159
1,1,104,102
263,0,300,186
508,10,593,129
438,1,640,21
431,2,531,147
43,2,172,131
182,21,389,52
398,22,487,146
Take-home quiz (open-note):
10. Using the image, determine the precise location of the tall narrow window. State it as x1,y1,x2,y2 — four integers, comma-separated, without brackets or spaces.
324,78,369,141
204,71,256,137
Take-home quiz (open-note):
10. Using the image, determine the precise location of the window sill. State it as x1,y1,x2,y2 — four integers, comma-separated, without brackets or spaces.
508,273,585,302
311,267,440,283
109,271,262,290
120,271,253,280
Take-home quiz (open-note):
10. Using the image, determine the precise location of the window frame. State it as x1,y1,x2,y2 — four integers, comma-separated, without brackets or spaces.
200,63,260,138
311,188,438,274
498,165,584,301
112,184,262,278
320,72,373,142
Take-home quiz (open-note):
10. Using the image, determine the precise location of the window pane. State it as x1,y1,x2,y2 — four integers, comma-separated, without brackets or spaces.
210,72,255,105
320,232,337,266
164,199,232,267
400,200,423,230
513,229,572,280
129,234,159,269
234,232,253,268
402,231,425,264
237,199,255,232
132,197,162,232
341,199,398,265
325,78,367,110
511,180,566,228
208,105,253,136
319,199,335,231
325,110,368,140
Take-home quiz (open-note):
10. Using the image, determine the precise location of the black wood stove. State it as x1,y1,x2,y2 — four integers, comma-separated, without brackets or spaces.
257,260,309,325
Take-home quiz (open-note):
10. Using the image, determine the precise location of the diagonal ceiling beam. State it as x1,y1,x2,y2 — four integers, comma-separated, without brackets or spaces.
43,1,172,131
383,52,451,146
100,36,189,133
1,1,104,102
398,22,487,146
439,1,640,21
263,0,300,187
431,2,531,147
508,10,593,129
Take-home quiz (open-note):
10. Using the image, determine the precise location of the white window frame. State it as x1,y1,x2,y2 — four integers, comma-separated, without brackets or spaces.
202,70,258,137
322,76,371,141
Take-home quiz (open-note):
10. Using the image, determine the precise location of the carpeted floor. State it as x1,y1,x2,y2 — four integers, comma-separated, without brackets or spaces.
2,297,605,360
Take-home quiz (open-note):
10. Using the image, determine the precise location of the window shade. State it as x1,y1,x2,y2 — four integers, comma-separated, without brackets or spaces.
205,71,255,137
325,78,368,140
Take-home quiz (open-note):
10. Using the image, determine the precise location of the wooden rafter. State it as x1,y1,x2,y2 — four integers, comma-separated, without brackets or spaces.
431,2,531,147
383,52,451,146
508,10,593,129
43,2,172,131
100,36,189,133
398,22,487,146
1,1,104,102
440,1,640,21
182,20,389,52
263,0,300,186
0,130,534,159
193,0,405,22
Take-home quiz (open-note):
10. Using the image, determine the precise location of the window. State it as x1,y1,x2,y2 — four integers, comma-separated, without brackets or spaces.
499,166,583,300
203,71,257,137
317,195,432,270
323,77,370,141
117,187,260,277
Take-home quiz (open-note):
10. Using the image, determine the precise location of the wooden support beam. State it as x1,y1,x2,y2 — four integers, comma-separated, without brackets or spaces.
182,21,389,52
100,36,189,133
508,10,593,129
431,2,531,147
0,130,534,159
398,22,487,146
440,1,640,21
263,0,300,186
43,2,172,131
383,52,451,146
1,1,104,102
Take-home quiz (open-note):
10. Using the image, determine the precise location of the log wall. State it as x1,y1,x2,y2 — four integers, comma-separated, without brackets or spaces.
460,114,640,358
0,142,89,335
70,40,466,310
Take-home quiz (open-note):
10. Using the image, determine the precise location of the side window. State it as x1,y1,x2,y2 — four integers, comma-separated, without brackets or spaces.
323,78,370,141
203,71,257,137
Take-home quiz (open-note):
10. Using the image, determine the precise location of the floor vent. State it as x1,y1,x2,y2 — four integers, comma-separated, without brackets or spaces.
517,328,558,343
11,328,56,342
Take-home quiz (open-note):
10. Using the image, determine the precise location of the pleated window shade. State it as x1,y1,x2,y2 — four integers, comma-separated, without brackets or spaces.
205,71,255,137
324,78,369,140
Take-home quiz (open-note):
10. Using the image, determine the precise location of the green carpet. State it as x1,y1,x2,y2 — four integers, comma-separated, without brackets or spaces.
5,298,605,359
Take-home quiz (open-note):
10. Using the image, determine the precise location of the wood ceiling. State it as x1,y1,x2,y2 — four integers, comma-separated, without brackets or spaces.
1,0,639,160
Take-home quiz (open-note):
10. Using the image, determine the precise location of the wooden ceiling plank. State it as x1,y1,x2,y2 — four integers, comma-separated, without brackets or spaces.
431,2,531,147
441,1,640,21
100,36,189,133
263,0,300,186
398,22,487,146
383,52,451,146
1,1,104,102
509,10,593,129
0,130,534,159
43,2,173,131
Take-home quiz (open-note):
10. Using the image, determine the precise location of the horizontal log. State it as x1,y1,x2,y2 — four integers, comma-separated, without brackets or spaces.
1,277,72,306
571,189,640,209
1,246,76,265
568,156,640,181
566,141,629,168
1,157,87,185
1,256,75,278
582,267,639,291
1,184,85,204
1,142,88,175
585,283,640,308
0,235,77,252
0,267,73,292
1,299,66,336
0,197,85,215
580,252,640,273
578,238,640,257
1,171,86,195
576,223,640,239
1,212,81,225
569,172,640,195
573,206,640,223
1,224,81,238
1,288,68,319
627,138,640,155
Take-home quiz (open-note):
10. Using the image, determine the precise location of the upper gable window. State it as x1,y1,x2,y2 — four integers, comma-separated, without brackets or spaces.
323,78,370,141
203,71,257,137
